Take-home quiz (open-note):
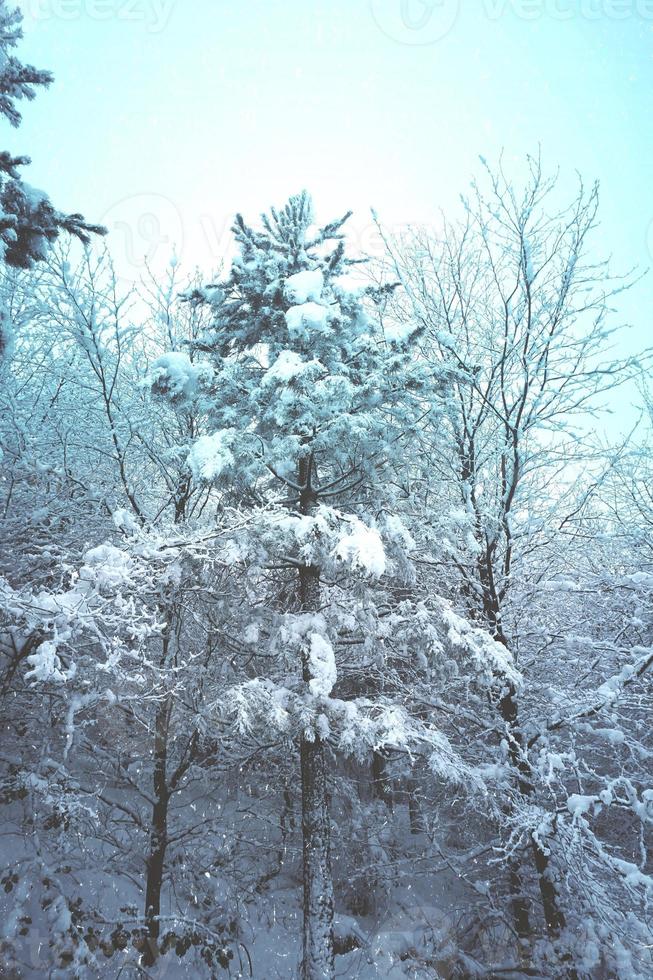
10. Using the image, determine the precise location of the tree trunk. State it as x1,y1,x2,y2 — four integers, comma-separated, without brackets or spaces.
498,682,534,938
143,695,170,966
298,459,335,980
530,835,566,936
372,749,393,809
301,732,335,980
489,588,567,946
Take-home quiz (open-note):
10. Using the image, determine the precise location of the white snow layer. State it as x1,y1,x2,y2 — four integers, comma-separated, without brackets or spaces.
149,351,212,400
262,350,323,384
25,640,74,684
285,302,330,339
187,429,236,482
284,268,324,304
567,794,597,817
334,520,386,577
308,633,337,698
81,544,133,589
112,507,140,535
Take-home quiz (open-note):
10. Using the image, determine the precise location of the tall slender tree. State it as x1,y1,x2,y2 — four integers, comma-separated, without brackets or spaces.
172,192,507,977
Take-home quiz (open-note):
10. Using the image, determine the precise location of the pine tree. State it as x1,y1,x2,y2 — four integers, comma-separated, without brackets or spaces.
0,2,104,272
187,191,393,977
168,192,517,977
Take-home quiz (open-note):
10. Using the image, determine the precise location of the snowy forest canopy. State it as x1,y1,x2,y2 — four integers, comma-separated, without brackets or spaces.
1,6,653,980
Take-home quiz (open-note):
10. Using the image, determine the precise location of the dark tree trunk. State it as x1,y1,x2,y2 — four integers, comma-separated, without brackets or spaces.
372,749,393,809
498,682,535,939
301,732,335,980
486,583,567,945
298,459,335,980
143,695,171,966
530,835,566,936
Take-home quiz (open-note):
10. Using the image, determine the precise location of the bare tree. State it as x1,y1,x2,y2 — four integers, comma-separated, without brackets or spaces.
378,152,648,956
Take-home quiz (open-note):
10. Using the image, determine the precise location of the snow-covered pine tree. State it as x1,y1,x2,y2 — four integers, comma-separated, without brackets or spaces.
183,192,398,978
156,192,518,977
0,2,104,274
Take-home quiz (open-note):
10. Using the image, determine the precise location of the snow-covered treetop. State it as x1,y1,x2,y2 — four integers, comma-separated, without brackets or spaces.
172,191,436,491
0,1,53,129
0,2,105,271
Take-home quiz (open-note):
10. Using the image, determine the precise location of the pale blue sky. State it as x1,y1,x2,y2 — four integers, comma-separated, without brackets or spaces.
11,0,653,421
